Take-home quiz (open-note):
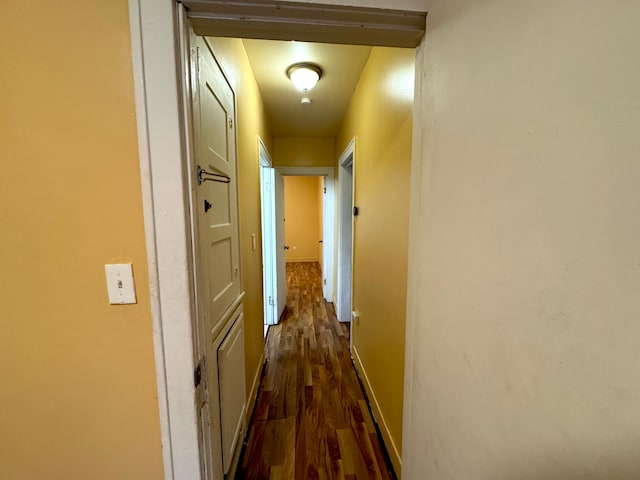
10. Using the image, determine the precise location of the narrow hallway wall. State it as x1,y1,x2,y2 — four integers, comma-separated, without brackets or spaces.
335,47,415,475
0,1,163,478
404,1,640,478
206,37,273,414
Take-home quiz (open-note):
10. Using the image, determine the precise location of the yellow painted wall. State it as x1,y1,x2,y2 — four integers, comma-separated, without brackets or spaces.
284,176,322,262
206,38,272,405
273,137,334,167
403,1,640,478
317,177,325,268
0,1,164,479
335,47,414,473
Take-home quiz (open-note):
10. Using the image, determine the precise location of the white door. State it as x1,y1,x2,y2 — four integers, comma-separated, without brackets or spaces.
259,158,277,327
218,313,246,473
274,171,287,319
190,35,243,480
337,154,354,323
194,43,241,327
321,176,331,300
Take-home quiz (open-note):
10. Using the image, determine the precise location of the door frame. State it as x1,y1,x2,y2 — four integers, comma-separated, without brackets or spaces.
128,3,200,479
276,166,336,303
336,138,355,323
128,1,427,478
258,138,278,330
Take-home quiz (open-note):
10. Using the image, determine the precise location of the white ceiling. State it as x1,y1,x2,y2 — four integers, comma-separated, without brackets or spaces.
242,39,372,138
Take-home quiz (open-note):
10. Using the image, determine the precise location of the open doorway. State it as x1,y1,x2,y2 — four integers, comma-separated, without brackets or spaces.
258,139,280,335
276,166,335,304
336,139,355,324
130,3,425,478
260,167,336,335
282,175,325,281
259,158,287,337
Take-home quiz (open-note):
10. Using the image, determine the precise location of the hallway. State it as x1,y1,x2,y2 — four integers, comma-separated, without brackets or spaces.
238,262,394,479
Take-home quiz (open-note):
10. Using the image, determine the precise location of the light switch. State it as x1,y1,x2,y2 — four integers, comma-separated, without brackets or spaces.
105,263,137,305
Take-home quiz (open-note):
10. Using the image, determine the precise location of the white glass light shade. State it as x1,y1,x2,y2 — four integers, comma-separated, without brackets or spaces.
287,63,322,92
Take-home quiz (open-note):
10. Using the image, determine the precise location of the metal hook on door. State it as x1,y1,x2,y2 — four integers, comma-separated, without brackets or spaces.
197,165,231,185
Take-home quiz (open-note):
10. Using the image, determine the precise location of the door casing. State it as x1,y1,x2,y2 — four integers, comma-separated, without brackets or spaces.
273,170,287,318
259,138,278,329
336,138,355,324
276,166,336,304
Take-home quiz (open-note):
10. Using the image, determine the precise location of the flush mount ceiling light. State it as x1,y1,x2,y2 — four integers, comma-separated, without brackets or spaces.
286,63,323,92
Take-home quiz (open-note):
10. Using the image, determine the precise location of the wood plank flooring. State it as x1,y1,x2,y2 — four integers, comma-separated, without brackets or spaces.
237,262,395,480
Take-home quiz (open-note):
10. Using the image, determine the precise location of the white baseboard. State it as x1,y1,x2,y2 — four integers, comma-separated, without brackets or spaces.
245,352,265,424
351,345,402,477
285,257,319,262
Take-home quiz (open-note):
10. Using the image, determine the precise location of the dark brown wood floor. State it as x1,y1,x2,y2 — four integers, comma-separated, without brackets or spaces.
237,262,395,480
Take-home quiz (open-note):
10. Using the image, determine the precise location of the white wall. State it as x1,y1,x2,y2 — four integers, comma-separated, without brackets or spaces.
404,1,640,479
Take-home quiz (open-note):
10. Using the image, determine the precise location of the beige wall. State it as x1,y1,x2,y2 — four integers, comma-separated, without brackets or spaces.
206,38,272,408
273,137,334,167
404,1,640,479
284,176,322,262
0,1,164,478
335,47,414,474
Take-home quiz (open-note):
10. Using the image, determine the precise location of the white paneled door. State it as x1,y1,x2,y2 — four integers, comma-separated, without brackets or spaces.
190,34,245,479
194,41,241,327
274,171,287,320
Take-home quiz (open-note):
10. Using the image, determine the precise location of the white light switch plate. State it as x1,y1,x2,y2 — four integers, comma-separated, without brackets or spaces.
105,263,137,305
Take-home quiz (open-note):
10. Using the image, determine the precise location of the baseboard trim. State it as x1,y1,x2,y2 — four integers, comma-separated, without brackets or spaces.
352,345,402,477
285,257,319,263
245,351,265,424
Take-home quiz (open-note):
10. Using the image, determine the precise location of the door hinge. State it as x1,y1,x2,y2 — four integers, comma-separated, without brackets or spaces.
269,296,274,306
323,279,326,285
228,118,233,129
323,187,326,194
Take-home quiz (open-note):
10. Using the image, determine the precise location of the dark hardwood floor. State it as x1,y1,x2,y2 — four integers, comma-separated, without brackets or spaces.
237,262,395,480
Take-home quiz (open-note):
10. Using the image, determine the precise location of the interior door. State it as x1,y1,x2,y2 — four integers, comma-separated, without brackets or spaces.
274,171,287,320
337,159,354,323
195,42,241,327
260,164,277,326
190,34,242,479
218,313,246,473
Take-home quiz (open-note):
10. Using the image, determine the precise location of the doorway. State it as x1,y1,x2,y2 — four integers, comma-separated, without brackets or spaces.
129,3,425,479
259,150,287,336
337,140,355,323
276,166,335,304
260,168,335,335
283,176,323,262
259,140,278,334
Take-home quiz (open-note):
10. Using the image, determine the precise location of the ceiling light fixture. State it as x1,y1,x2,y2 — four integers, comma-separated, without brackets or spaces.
286,63,323,92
